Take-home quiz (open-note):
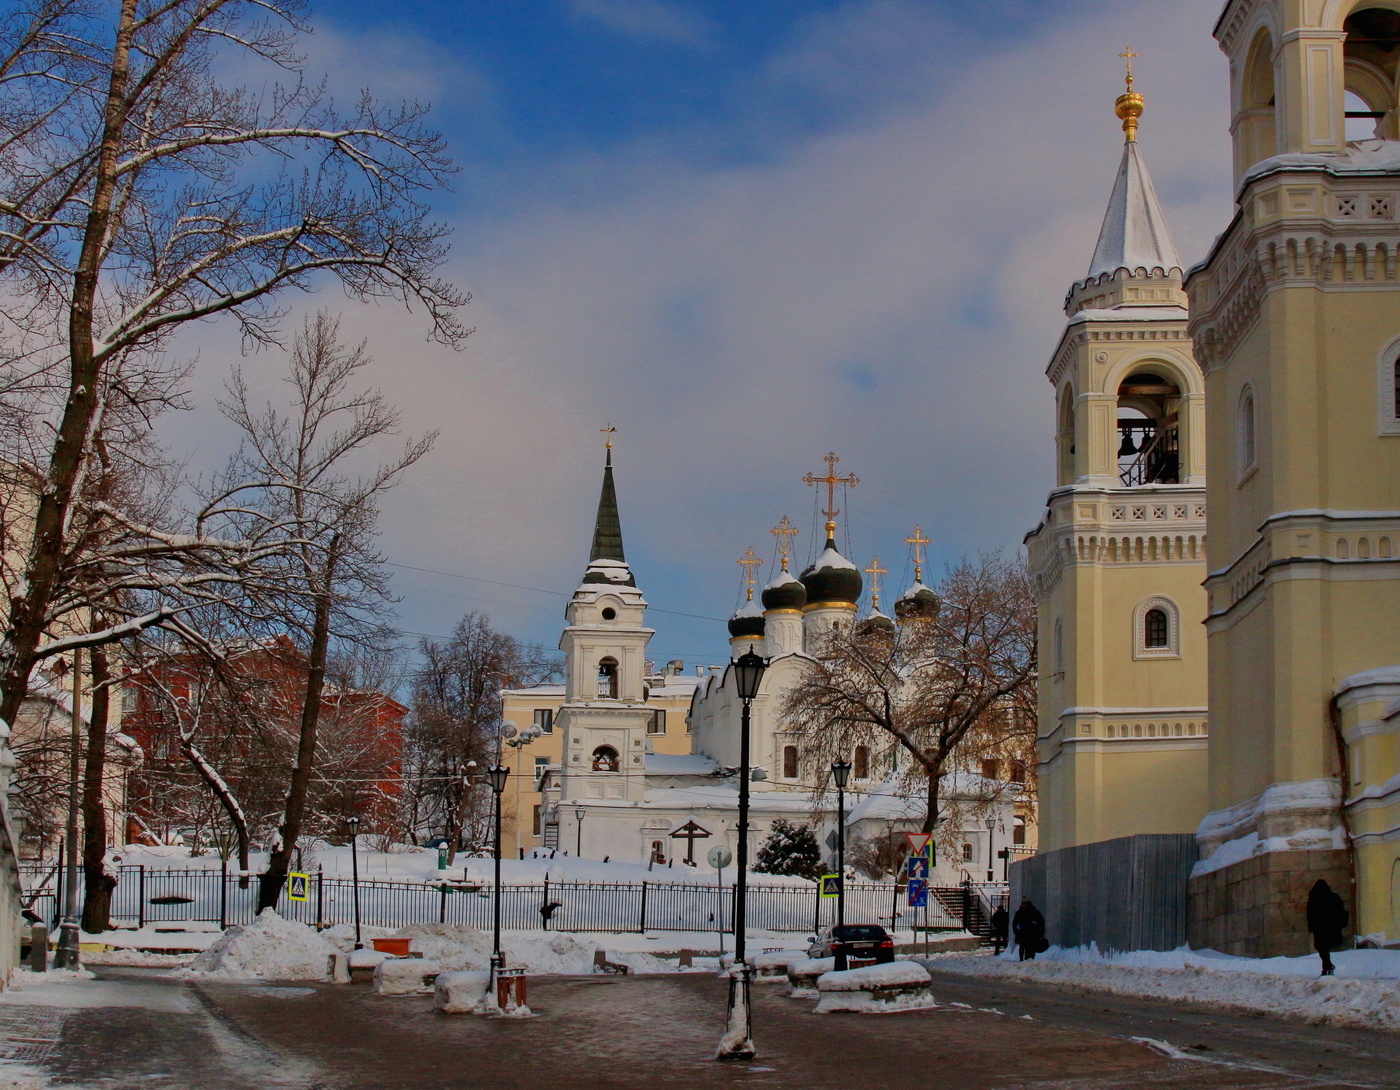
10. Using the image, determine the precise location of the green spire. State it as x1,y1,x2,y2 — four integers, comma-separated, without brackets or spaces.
588,449,626,564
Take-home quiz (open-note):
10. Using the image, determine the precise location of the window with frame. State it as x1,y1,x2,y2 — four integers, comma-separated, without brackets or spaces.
1013,818,1026,846
533,708,554,734
1237,386,1257,480
1135,597,1179,658
1376,339,1400,435
853,745,869,780
647,709,666,735
782,745,798,779
1144,609,1169,648
532,805,542,836
961,843,974,863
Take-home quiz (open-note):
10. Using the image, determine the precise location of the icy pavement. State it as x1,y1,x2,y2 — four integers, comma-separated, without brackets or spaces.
927,946,1400,1032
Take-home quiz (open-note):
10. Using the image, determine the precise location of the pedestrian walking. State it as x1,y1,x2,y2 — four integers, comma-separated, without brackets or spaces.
1012,898,1045,961
1305,878,1348,977
990,904,1009,956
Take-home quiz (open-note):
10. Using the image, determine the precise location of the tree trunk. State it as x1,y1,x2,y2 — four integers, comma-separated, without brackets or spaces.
181,740,250,887
80,646,117,933
0,0,138,731
258,556,335,911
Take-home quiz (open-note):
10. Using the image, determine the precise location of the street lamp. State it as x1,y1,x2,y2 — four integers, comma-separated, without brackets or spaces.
574,807,586,858
487,765,510,983
717,649,766,1062
985,816,996,883
831,759,852,971
345,815,362,950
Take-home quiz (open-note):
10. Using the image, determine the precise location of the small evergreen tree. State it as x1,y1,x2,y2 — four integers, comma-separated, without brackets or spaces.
753,819,824,881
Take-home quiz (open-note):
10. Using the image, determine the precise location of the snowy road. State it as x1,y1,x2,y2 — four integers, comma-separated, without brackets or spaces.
9,967,1400,1088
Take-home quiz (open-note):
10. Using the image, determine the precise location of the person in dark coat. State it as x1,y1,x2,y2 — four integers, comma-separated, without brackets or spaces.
1011,898,1045,961
990,905,1009,956
1306,879,1348,976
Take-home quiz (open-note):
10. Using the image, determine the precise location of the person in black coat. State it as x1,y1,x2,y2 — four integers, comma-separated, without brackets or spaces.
990,905,1009,956
1011,898,1045,961
1306,879,1348,977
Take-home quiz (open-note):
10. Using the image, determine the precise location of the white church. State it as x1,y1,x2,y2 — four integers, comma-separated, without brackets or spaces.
522,446,1019,885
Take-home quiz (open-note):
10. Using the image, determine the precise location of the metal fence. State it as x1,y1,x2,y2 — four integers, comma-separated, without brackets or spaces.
21,865,969,936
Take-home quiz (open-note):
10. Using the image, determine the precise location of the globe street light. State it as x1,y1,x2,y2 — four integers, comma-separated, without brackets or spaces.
345,815,362,950
487,765,510,984
717,649,766,1062
831,759,852,971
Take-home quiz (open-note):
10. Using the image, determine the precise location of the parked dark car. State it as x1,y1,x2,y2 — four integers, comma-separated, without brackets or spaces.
806,923,895,964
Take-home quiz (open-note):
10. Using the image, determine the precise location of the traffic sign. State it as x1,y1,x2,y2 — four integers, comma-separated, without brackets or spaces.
819,874,842,898
286,872,309,902
906,853,929,880
907,877,928,908
904,832,932,859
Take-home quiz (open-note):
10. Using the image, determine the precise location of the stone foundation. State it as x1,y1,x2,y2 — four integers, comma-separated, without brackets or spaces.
1187,849,1351,957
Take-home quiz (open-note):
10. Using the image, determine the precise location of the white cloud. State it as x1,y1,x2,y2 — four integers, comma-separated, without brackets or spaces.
569,0,716,48
161,0,1235,662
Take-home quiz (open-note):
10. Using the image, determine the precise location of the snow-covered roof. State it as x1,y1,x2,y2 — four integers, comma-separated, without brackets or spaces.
1241,138,1400,187
732,597,764,619
808,544,856,572
645,753,717,776
639,784,827,812
502,684,565,697
843,773,1003,825
1084,140,1181,283
646,676,701,698
1067,305,1188,325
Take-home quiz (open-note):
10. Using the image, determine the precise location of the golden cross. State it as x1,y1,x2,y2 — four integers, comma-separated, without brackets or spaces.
737,546,763,600
1120,46,1137,91
600,424,617,450
863,555,887,610
905,524,930,582
802,452,858,531
770,515,798,571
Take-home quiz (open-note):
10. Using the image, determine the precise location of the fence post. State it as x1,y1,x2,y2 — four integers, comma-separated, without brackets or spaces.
138,865,146,930
961,880,972,933
52,844,63,932
439,881,447,925
639,881,647,934
812,879,821,936
542,876,549,932
220,857,228,930
316,867,324,931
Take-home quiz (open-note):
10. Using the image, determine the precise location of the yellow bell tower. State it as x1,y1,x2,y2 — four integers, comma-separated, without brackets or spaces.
1187,1,1400,955
1027,64,1210,854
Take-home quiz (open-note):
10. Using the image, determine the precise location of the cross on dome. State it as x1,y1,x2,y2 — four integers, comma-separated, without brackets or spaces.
737,546,763,601
802,452,858,538
905,524,930,583
863,555,888,611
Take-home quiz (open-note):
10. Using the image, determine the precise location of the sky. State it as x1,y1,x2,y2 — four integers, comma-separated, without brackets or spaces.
158,0,1236,676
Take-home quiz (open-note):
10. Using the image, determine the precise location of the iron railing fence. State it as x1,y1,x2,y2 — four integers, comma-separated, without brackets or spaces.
19,864,974,936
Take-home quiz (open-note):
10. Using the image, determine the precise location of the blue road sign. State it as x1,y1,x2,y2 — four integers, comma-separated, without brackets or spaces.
907,877,928,908
819,874,842,898
906,854,929,880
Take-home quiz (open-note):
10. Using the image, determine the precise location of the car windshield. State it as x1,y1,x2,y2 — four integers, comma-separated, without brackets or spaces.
833,925,886,941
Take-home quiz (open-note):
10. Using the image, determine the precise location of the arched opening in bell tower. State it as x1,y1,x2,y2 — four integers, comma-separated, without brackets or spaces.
1239,28,1278,169
597,657,619,698
1056,383,1076,485
1116,371,1181,486
1343,7,1400,139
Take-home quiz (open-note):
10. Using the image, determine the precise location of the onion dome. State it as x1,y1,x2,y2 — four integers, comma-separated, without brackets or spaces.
800,528,862,607
895,579,940,620
762,567,807,612
859,607,895,636
728,593,766,639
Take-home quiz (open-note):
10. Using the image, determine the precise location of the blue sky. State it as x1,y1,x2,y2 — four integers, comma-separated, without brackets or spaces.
163,0,1235,674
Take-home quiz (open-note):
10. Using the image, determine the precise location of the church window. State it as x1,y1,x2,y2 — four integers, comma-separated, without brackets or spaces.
962,843,974,863
853,745,869,780
532,806,542,836
1376,340,1400,434
597,658,619,698
1135,597,1179,658
533,709,554,734
782,745,798,779
1053,619,1064,679
647,709,666,735
1144,609,1169,648
1237,386,1257,481
1013,818,1026,846
591,745,619,772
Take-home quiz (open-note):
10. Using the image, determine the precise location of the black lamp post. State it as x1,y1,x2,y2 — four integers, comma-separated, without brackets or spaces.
717,649,766,1062
831,759,851,971
345,815,362,950
488,765,510,981
985,817,996,883
575,807,586,858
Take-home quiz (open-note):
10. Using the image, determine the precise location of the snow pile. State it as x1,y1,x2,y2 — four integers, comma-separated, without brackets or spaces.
815,961,935,1014
83,948,194,969
187,910,336,980
818,961,930,991
931,946,1400,1031
7,968,93,989
399,923,700,975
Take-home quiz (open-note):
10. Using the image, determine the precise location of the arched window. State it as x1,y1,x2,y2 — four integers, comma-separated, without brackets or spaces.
1053,618,1064,678
1237,385,1257,481
597,657,619,698
1013,817,1027,846
1135,597,1179,658
782,745,798,779
1381,342,1400,434
591,745,619,772
853,745,869,780
961,843,974,863
1144,609,1169,649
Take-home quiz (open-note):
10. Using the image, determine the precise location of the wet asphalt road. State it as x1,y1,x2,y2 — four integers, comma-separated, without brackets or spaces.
17,967,1400,1089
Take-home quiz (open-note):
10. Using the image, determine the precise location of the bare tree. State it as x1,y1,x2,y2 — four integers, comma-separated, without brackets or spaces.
211,313,432,910
405,613,561,860
782,553,1037,860
0,0,468,737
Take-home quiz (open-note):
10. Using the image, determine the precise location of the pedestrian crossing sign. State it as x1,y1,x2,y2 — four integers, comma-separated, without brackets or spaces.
287,872,309,902
819,874,842,898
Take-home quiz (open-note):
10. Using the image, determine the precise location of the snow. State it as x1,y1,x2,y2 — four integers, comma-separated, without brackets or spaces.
372,957,439,995
1083,141,1181,281
1191,825,1347,877
82,948,194,968
931,946,1400,1032
435,970,490,1013
818,961,930,990
186,910,336,980
806,545,857,572
1241,139,1400,186
1193,779,1343,876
